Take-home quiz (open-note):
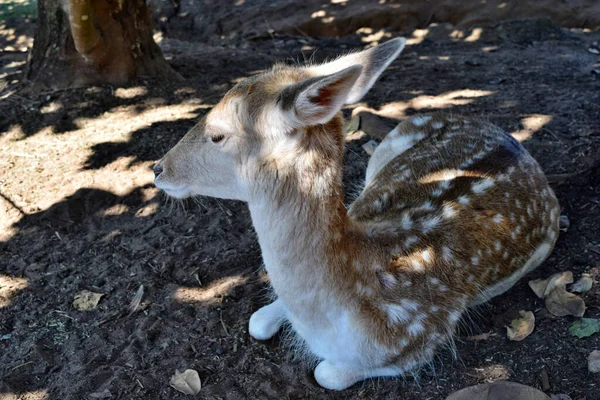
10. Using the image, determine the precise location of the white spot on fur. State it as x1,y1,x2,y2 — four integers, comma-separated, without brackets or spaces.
458,195,470,205
411,259,424,271
495,241,502,251
415,201,434,211
382,303,410,324
379,272,397,289
431,188,443,197
442,246,453,262
411,115,432,126
443,204,457,219
401,213,413,230
429,305,439,312
407,321,425,336
401,299,420,311
428,276,440,285
448,310,461,324
471,256,479,265
493,214,504,224
405,236,419,248
431,121,444,129
471,178,495,194
422,215,442,233
421,249,433,264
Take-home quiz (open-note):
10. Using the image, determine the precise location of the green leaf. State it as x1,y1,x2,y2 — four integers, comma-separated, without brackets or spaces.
569,318,600,338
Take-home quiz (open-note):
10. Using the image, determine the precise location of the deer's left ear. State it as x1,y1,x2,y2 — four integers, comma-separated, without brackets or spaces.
309,38,406,105
278,65,363,126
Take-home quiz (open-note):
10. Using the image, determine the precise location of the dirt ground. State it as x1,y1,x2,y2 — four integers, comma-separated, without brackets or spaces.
1,1,600,399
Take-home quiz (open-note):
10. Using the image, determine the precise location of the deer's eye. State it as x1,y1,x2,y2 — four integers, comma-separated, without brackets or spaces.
211,134,225,143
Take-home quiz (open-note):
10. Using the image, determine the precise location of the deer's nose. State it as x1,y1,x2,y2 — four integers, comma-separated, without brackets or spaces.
153,163,164,178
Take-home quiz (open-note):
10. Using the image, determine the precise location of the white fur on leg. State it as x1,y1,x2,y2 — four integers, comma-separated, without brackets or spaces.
249,298,287,340
314,360,402,390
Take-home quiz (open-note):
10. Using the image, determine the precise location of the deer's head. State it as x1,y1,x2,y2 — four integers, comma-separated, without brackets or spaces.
154,39,406,201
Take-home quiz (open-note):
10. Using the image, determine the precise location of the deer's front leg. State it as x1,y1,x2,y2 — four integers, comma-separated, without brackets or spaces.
249,298,287,340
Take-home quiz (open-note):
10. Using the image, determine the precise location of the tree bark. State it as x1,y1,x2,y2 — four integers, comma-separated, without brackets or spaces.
24,0,181,89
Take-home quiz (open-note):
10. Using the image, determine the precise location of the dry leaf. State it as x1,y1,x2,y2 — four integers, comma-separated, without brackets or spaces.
344,115,361,135
588,350,600,373
528,271,573,299
446,381,550,400
545,287,585,317
128,284,144,314
170,369,201,395
73,290,104,311
88,389,113,399
558,215,570,232
467,331,491,341
506,311,535,341
571,273,593,293
362,140,378,156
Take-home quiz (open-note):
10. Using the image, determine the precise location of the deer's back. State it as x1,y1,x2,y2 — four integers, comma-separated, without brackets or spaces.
348,114,560,304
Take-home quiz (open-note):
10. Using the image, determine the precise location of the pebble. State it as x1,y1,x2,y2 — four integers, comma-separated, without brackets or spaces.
589,350,600,373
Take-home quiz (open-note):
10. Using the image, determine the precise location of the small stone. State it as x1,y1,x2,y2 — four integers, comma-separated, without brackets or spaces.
558,215,569,231
571,273,593,293
589,350,600,373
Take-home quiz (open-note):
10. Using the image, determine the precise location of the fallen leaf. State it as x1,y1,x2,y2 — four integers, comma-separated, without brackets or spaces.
73,290,104,311
571,273,593,293
568,318,600,338
558,215,570,232
545,287,585,317
467,331,491,341
170,369,201,395
588,350,600,373
128,284,144,314
362,140,378,156
506,311,535,341
528,271,573,299
344,115,361,135
88,389,113,399
446,381,550,400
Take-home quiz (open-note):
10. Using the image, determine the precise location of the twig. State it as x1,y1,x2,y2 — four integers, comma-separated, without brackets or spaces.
220,311,229,336
12,361,32,371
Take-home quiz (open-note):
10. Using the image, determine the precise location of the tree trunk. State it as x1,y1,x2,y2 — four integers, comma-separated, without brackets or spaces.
24,0,181,89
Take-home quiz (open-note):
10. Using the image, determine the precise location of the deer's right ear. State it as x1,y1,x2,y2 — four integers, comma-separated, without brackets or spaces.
309,38,406,105
277,65,363,127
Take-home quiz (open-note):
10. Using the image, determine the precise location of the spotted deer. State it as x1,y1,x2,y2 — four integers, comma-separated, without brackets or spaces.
154,38,560,390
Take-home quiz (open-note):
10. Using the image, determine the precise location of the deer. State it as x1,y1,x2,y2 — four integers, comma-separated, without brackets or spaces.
153,38,560,390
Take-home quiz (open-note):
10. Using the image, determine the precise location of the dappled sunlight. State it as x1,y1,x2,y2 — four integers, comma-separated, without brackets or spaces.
511,114,553,142
0,274,28,308
0,390,49,400
471,363,511,383
0,99,203,237
114,86,149,100
465,27,483,42
174,276,248,304
356,89,494,119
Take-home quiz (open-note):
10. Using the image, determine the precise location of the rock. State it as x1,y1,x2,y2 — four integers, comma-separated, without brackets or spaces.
571,273,594,293
446,381,550,400
588,350,600,373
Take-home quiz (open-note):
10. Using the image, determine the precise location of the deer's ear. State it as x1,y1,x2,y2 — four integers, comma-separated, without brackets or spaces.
309,38,406,104
278,65,362,126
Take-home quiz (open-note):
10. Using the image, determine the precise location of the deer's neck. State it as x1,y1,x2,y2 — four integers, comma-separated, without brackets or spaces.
247,134,353,310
